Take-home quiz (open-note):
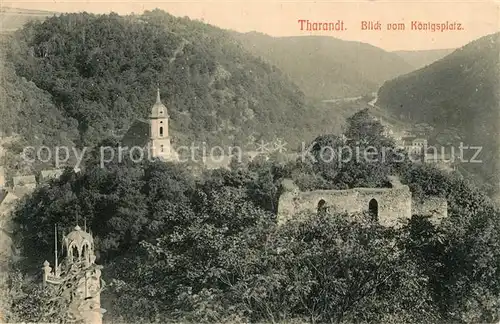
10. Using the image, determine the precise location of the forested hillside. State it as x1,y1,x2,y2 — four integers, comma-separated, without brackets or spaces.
377,32,500,194
393,48,454,70
233,32,414,99
0,52,79,177
0,56,77,144
5,10,345,150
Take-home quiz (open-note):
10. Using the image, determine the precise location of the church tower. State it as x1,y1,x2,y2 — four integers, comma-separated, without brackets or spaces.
42,225,105,323
148,88,179,161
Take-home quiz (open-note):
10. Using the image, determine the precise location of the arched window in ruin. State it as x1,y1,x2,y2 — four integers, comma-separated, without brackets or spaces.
159,126,164,137
368,198,378,221
317,199,327,213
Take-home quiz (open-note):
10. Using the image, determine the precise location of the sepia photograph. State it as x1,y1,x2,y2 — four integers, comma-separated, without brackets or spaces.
0,0,499,323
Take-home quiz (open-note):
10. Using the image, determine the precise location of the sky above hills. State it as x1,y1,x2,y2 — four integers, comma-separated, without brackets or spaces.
3,0,499,51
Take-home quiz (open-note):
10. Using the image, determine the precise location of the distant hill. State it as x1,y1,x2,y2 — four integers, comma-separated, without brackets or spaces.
393,48,455,70
377,32,500,194
4,10,352,152
233,32,414,99
0,7,57,33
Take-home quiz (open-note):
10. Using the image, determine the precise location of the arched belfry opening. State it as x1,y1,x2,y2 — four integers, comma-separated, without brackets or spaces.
159,126,164,137
62,225,96,265
368,198,378,221
71,244,79,262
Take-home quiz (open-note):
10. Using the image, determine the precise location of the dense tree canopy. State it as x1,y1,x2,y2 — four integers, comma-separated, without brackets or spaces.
0,54,79,179
9,112,500,323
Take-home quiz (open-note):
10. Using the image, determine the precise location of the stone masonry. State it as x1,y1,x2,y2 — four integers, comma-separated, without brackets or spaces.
278,176,447,227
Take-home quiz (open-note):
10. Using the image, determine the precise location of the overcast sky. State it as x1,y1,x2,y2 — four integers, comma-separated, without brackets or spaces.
4,0,500,51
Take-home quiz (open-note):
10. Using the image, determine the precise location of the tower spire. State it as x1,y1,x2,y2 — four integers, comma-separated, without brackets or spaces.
156,86,161,104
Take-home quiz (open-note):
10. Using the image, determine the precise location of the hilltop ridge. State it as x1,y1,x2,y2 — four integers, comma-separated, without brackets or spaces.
0,7,58,32
393,48,455,70
233,32,414,99
377,32,500,194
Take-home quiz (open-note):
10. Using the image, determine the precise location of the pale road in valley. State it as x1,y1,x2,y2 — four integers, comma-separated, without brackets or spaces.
321,91,377,105
321,96,363,103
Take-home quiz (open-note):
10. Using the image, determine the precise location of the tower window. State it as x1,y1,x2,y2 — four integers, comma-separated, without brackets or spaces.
160,121,163,124
159,127,164,137
160,145,164,152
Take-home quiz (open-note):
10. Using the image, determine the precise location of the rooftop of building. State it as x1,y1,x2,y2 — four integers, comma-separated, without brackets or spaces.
40,169,64,180
12,175,37,187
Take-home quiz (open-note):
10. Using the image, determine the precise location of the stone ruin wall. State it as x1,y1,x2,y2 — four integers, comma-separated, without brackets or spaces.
278,180,447,226
278,187,412,227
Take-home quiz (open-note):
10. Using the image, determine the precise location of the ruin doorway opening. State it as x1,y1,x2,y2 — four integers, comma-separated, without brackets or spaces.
317,199,326,213
369,198,378,221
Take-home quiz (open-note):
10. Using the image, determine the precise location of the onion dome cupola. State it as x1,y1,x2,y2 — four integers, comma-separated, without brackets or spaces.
63,225,95,264
150,88,169,119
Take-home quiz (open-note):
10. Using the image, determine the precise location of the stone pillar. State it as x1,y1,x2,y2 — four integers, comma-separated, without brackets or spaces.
42,260,51,284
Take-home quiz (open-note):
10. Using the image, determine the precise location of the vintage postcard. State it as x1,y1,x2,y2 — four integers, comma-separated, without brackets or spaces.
0,0,499,323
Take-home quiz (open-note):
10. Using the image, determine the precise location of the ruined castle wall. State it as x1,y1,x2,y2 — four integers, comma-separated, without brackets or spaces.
278,186,412,227
412,197,448,224
356,188,412,227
